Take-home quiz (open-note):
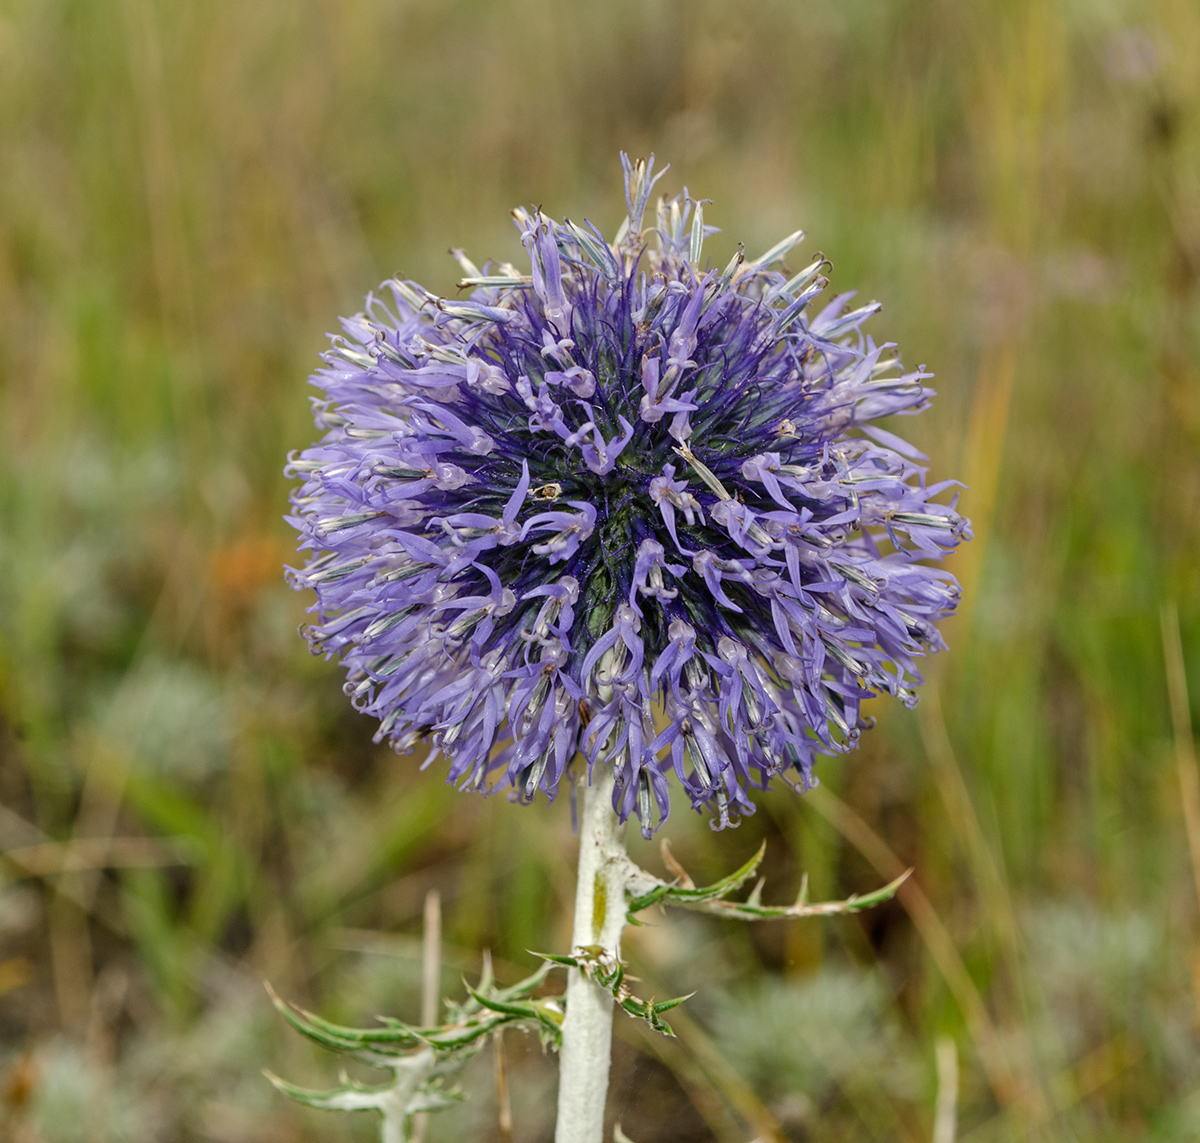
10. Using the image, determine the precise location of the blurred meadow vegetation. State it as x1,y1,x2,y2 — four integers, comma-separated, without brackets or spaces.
1,0,1199,1140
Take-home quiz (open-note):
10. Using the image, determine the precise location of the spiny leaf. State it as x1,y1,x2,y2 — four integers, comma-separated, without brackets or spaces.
421,1017,504,1051
648,992,693,1015
627,841,766,916
548,948,690,1038
533,950,579,968
263,1071,392,1112
265,1068,464,1117
266,984,422,1053
623,849,910,923
465,984,540,1021
700,868,911,920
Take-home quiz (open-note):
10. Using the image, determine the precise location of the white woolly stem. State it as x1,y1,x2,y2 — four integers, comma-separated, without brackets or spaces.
555,763,627,1143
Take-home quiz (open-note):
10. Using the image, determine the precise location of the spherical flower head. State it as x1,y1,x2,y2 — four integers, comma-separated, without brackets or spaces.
287,155,970,836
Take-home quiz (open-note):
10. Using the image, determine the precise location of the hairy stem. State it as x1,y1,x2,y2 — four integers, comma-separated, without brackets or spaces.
555,764,628,1143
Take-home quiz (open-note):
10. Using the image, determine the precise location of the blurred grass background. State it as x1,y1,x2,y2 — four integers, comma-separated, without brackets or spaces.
1,0,1198,1139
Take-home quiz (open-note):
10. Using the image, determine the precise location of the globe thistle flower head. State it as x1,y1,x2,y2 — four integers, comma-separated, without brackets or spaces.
287,155,970,837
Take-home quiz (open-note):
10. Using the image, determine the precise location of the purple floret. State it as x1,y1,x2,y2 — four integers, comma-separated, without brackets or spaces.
286,155,970,835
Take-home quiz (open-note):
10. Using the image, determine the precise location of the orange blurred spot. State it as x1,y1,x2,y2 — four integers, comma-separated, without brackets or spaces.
209,536,292,608
1,1050,37,1112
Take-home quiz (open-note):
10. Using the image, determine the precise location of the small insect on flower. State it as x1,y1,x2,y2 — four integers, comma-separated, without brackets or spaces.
287,155,970,837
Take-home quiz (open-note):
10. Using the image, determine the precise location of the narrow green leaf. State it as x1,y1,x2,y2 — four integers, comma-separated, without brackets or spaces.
532,951,578,968
263,1071,388,1112
464,984,540,1021
627,841,766,916
650,992,694,1014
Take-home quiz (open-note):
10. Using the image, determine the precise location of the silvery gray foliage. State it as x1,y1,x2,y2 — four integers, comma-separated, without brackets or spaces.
709,968,922,1134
